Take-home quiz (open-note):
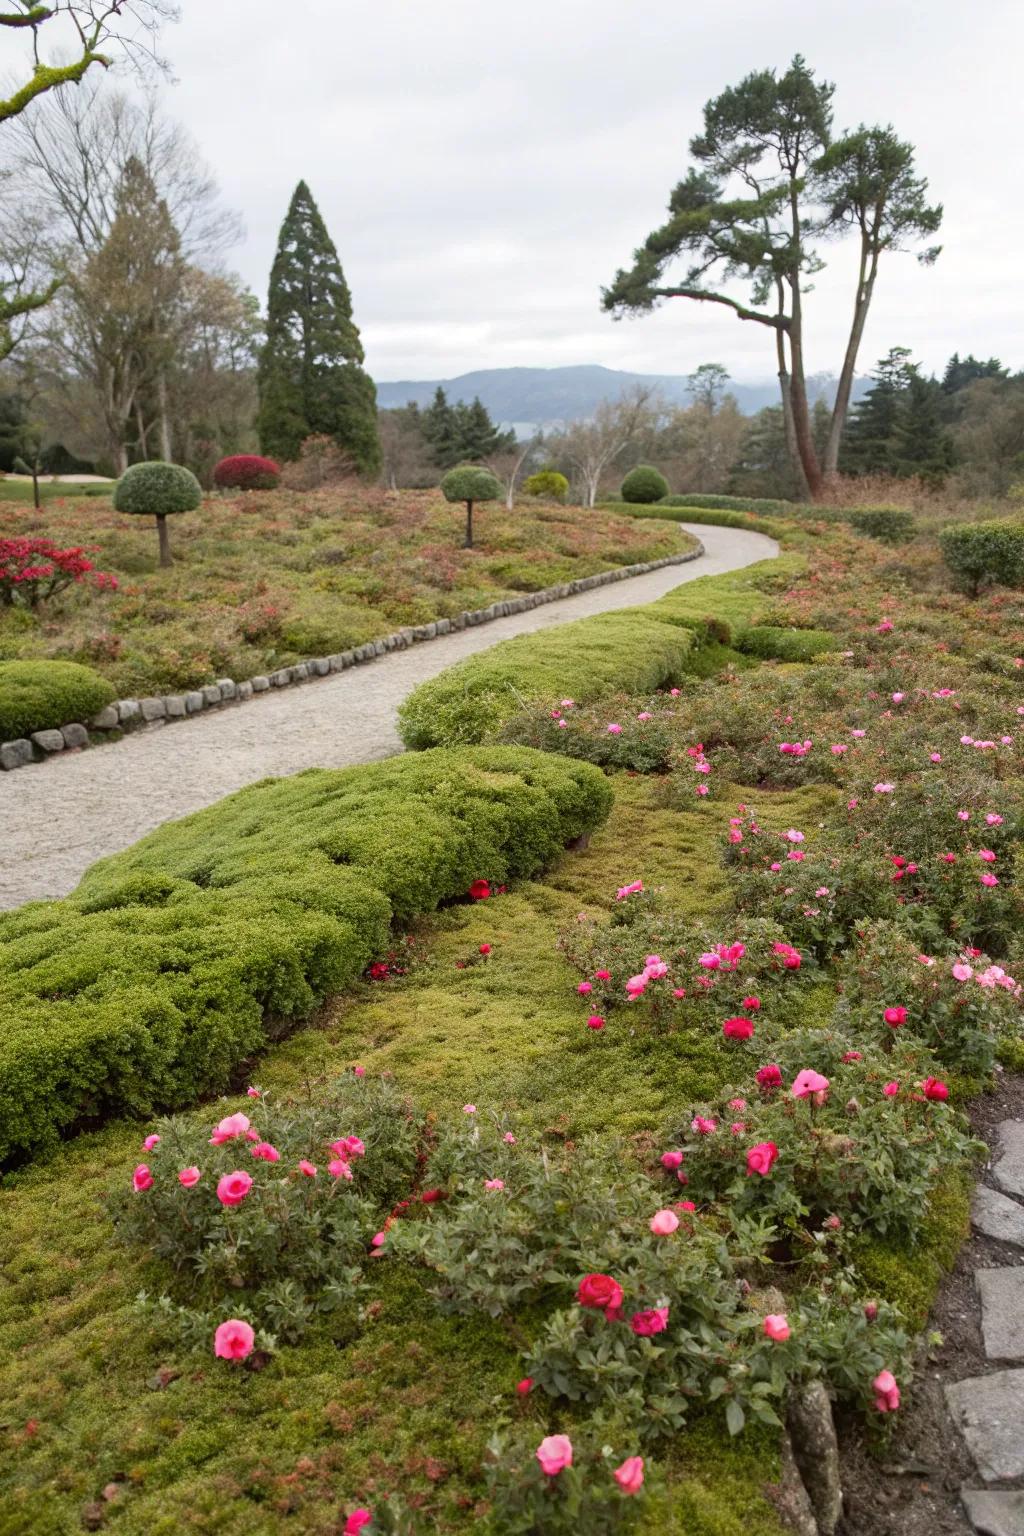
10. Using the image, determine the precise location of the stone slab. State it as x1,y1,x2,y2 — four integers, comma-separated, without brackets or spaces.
31,729,65,752
993,1122,1024,1201
961,1489,1024,1536
61,723,89,749
139,697,166,722
972,1184,1024,1247
977,1268,1024,1360
90,705,119,730
945,1369,1024,1482
0,738,33,770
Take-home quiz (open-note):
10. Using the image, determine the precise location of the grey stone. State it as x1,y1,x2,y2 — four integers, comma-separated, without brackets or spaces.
787,1379,842,1534
31,729,65,753
423,623,437,639
775,1434,820,1536
60,723,89,750
373,639,386,655
270,670,290,687
327,654,345,672
961,1489,1024,1536
184,691,205,712
90,705,119,730
0,738,33,770
977,1269,1024,1360
972,1184,1024,1247
139,697,166,722
163,695,186,718
216,678,236,699
236,680,253,701
993,1122,1024,1201
291,663,309,681
945,1369,1024,1481
340,651,355,668
249,677,270,693
311,658,330,677
117,698,141,724
436,618,450,634
202,684,223,705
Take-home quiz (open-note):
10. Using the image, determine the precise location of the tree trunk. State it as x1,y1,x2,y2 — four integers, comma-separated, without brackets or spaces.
464,499,474,549
115,440,129,476
157,371,173,461
156,513,171,568
823,243,878,482
31,464,40,509
776,322,811,502
786,191,824,500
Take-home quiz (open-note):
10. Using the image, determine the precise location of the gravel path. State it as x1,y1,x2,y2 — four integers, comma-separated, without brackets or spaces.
0,524,776,909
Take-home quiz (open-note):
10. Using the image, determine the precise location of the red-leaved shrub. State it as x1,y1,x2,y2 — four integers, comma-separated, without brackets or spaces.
213,455,282,492
0,538,118,608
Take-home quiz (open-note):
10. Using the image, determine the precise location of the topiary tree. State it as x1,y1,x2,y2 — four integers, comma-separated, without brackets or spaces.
213,454,281,492
114,461,202,568
523,470,569,502
439,465,501,549
620,465,669,503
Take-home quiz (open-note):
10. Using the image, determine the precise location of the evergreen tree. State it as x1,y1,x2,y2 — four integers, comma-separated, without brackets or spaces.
454,397,516,461
257,181,380,473
890,373,955,483
421,386,462,469
839,347,915,475
941,353,1007,395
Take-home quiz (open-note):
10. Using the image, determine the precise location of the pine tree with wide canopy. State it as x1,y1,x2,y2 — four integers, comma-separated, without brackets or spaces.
257,180,380,473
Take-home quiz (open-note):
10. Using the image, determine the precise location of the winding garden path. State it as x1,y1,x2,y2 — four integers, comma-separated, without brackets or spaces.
0,523,777,910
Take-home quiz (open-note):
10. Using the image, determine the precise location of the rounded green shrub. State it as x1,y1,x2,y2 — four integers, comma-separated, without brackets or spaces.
847,506,916,544
0,659,116,739
523,470,569,501
113,462,203,516
939,518,1024,596
440,465,502,505
114,462,203,569
620,465,669,504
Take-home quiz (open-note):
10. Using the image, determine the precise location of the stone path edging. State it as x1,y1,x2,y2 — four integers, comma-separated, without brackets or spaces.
0,544,704,772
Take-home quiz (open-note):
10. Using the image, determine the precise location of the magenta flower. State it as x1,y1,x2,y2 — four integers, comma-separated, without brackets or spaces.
132,1164,153,1193
178,1166,201,1188
763,1313,790,1341
660,1149,684,1169
536,1434,573,1476
613,1455,645,1495
691,1116,717,1135
630,1306,670,1336
213,1318,255,1361
649,1208,680,1235
873,1370,900,1412
209,1112,251,1145
791,1069,830,1099
607,723,622,735
746,1141,779,1177
216,1171,253,1206
143,1134,161,1151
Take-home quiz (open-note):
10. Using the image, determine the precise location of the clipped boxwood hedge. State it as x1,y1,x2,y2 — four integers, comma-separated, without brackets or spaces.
735,625,835,662
0,746,612,1164
658,493,795,515
0,660,116,740
398,555,801,749
939,518,1024,596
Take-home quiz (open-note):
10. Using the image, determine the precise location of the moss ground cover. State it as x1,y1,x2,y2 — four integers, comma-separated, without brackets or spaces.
0,487,693,699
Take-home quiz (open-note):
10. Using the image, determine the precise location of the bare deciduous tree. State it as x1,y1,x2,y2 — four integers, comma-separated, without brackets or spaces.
550,386,663,507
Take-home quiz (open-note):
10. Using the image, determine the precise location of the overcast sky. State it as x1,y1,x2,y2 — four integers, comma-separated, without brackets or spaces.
50,1,1024,381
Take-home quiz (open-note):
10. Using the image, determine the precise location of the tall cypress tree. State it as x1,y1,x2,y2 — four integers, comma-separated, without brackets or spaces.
257,181,380,474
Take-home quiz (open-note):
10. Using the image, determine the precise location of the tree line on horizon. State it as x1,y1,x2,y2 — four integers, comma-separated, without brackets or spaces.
0,19,1021,505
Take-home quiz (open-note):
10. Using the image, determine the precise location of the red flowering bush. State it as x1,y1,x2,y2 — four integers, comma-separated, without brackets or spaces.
0,537,117,609
213,454,282,492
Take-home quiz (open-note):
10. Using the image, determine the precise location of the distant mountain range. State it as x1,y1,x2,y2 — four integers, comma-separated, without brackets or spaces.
375,364,871,430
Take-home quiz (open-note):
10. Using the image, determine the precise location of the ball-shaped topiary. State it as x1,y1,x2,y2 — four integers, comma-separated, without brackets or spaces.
620,465,670,504
523,470,569,502
440,465,502,549
114,462,203,568
213,454,281,492
0,659,116,740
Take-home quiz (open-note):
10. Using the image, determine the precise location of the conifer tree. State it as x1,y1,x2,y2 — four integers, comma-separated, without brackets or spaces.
840,347,915,476
257,181,380,473
890,373,955,483
421,386,461,468
456,397,516,461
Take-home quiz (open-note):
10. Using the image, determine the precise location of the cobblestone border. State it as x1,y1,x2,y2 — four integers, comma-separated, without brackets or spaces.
0,543,703,771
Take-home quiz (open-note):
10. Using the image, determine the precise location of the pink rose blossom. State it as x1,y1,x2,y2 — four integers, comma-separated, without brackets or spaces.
344,1513,373,1536
746,1142,779,1177
213,1318,255,1361
143,1134,160,1151
630,1306,670,1336
763,1314,790,1341
614,1456,645,1495
298,1159,317,1177
250,1141,280,1162
606,723,622,735
691,1116,717,1135
660,1149,684,1170
178,1166,201,1188
132,1164,153,1193
791,1069,830,1100
650,1208,680,1235
873,1370,900,1412
209,1112,251,1145
536,1434,573,1476
883,1081,899,1097
216,1171,253,1206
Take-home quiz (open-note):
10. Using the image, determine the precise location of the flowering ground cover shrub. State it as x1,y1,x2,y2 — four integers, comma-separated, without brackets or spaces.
484,1428,654,1534
0,746,612,1164
212,454,281,491
0,536,117,609
114,1076,420,1341
0,658,116,738
0,487,685,698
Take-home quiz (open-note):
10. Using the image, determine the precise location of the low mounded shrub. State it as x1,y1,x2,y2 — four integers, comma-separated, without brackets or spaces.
0,746,612,1165
213,455,281,492
0,537,118,609
939,518,1024,596
0,659,116,739
620,466,669,504
735,625,835,662
847,507,916,544
398,556,798,749
523,470,569,501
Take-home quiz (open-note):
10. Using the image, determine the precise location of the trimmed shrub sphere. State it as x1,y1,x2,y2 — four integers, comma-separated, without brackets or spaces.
114,462,203,517
940,519,1024,596
0,660,116,739
213,454,281,492
524,470,569,501
620,465,669,504
440,466,502,504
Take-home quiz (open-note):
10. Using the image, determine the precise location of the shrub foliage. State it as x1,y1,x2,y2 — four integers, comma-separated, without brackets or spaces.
620,466,669,504
113,462,203,516
0,659,116,739
213,455,282,492
939,518,1024,595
